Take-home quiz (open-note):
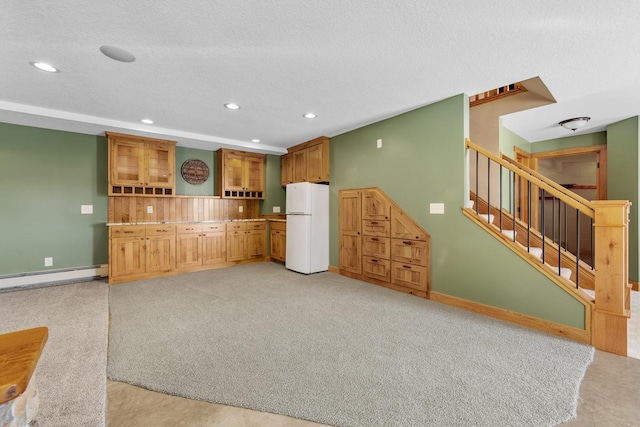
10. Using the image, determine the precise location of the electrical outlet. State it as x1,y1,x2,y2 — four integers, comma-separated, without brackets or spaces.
377,138,382,149
430,203,445,214
147,206,153,214
239,206,243,213
81,205,93,214
273,206,281,213
44,257,53,267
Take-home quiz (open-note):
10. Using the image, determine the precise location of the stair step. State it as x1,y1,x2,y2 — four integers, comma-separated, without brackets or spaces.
501,229,516,240
544,263,572,280
528,247,543,258
478,213,494,224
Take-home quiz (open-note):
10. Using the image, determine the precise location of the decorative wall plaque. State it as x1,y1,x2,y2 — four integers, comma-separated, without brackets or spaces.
181,159,209,185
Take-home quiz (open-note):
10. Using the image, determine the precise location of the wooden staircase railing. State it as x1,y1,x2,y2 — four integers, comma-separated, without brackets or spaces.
465,138,631,356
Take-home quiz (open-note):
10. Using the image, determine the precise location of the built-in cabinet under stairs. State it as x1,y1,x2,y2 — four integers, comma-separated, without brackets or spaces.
465,138,631,356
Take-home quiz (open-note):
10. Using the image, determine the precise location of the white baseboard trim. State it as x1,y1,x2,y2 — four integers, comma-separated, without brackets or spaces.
0,265,108,290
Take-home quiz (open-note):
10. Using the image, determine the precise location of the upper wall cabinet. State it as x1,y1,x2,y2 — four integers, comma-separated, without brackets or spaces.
107,132,176,196
281,136,330,186
216,148,265,199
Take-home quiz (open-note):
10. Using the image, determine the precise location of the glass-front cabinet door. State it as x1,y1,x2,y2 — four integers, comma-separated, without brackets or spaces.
244,155,265,191
112,140,144,186
224,152,245,191
145,142,174,188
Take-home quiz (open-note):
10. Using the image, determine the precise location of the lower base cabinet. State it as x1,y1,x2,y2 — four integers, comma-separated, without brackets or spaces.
110,225,175,281
176,223,226,270
269,221,286,262
109,221,266,284
226,222,267,262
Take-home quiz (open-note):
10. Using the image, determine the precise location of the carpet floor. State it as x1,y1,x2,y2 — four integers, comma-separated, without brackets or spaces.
0,281,109,427
107,263,594,427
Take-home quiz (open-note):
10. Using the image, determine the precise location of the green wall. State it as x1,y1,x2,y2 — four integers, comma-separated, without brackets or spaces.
0,122,109,275
175,147,216,196
261,155,286,215
607,116,639,282
330,94,585,328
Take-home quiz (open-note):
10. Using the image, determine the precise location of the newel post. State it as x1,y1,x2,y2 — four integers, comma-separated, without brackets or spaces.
591,200,631,356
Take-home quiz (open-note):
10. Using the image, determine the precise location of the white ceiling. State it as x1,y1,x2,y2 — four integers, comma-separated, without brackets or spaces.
2,1,640,154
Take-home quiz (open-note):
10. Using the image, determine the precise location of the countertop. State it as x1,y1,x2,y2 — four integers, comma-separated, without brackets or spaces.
107,219,267,226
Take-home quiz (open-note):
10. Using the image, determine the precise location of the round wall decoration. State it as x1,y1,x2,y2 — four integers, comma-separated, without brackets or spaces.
181,159,210,185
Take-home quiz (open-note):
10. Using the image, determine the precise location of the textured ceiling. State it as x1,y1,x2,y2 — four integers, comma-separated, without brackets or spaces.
2,1,640,153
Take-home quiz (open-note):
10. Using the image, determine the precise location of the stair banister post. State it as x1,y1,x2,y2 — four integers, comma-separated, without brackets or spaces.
591,200,631,356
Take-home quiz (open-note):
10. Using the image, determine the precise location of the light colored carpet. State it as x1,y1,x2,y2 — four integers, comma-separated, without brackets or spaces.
0,281,109,427
107,263,594,427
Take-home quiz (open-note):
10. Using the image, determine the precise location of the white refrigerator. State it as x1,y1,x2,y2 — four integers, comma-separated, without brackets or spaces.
285,182,329,274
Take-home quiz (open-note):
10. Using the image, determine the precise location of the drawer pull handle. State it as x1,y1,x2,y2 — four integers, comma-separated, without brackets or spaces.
402,241,413,245
371,237,379,241
403,265,412,269
124,231,134,234
370,259,378,263
156,229,167,232
370,221,378,225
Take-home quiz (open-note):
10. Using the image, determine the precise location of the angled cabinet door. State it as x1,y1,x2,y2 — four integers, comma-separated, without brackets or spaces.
362,189,390,220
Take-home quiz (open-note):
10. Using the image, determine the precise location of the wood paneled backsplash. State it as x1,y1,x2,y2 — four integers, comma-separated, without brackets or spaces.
108,196,261,223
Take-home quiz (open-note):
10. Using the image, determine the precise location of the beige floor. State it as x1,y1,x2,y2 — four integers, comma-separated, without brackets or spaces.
107,349,640,427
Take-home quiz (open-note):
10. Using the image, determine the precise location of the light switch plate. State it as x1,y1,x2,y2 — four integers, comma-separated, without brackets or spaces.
273,206,281,213
147,206,153,214
239,206,243,213
430,203,445,214
377,138,382,149
81,205,93,214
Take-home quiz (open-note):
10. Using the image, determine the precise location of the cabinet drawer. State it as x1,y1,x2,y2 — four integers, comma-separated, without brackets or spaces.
110,225,146,237
202,223,225,233
391,239,429,266
362,236,390,259
226,222,247,232
363,220,390,237
269,221,286,232
246,221,266,231
363,256,391,282
391,262,428,291
145,224,175,236
177,223,203,234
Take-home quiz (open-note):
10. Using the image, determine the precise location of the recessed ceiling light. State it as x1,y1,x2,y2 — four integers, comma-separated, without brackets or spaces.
99,45,136,63
140,118,154,124
303,112,317,119
30,62,59,73
224,103,241,110
251,139,260,143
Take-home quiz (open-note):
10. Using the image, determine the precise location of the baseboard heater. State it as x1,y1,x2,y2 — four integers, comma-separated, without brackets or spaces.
0,265,108,290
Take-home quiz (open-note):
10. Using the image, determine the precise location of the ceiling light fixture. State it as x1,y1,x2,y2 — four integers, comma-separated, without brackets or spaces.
303,112,317,119
140,118,154,124
224,103,240,110
250,139,260,143
30,62,59,73
99,45,136,63
558,117,590,131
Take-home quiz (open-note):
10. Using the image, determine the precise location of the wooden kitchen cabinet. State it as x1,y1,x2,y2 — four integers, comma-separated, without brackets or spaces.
269,221,286,262
176,223,226,270
216,149,265,199
282,136,330,186
107,132,176,196
339,189,362,275
109,224,175,283
338,187,430,297
226,221,267,262
280,153,293,187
